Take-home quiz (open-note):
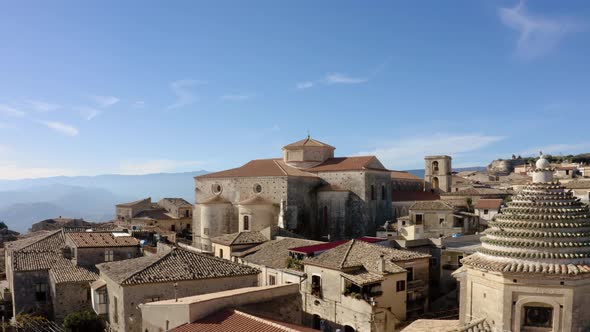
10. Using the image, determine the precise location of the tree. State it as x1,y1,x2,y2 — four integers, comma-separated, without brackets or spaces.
0,220,7,229
63,310,105,332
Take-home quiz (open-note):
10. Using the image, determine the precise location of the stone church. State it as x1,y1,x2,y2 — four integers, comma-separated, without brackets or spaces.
192,136,393,251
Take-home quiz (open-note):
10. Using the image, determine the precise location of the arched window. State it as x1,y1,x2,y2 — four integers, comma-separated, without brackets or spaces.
432,177,440,189
432,161,439,173
243,215,250,231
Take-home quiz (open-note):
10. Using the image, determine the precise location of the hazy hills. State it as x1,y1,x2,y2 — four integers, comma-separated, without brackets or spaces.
0,171,207,232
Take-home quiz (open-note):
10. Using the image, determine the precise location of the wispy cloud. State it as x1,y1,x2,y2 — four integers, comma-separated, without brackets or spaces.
358,134,505,169
119,159,205,175
520,143,590,157
132,101,146,108
221,94,253,101
39,121,79,136
78,107,101,120
296,73,368,90
0,104,25,117
168,79,205,110
90,95,120,108
498,1,584,59
324,73,368,84
26,100,60,112
296,81,315,90
0,161,77,180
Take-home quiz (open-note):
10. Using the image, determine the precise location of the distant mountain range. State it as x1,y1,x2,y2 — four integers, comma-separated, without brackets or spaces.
0,171,207,232
0,167,485,233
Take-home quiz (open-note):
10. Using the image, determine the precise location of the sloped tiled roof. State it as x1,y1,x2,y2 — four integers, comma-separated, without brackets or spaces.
410,200,454,211
392,190,440,202
305,240,430,274
242,238,323,269
305,156,386,172
13,251,61,272
97,248,259,285
116,197,151,207
196,159,318,179
211,231,269,246
282,137,335,150
161,198,192,207
391,171,422,181
134,208,175,220
474,198,503,210
66,232,139,248
6,230,66,253
172,309,317,332
49,258,99,284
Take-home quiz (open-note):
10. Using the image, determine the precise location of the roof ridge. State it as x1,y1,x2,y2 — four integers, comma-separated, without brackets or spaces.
17,229,64,252
273,159,289,176
339,240,356,269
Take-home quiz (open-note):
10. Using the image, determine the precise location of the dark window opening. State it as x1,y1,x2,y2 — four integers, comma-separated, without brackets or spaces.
381,185,386,200
415,214,423,225
371,185,375,200
483,209,489,215
432,161,439,173
396,280,406,292
406,267,414,281
35,283,47,302
323,206,328,228
311,275,322,297
268,275,276,285
524,306,553,328
243,216,250,231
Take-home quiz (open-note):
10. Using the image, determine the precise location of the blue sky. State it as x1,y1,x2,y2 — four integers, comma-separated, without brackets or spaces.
1,0,589,179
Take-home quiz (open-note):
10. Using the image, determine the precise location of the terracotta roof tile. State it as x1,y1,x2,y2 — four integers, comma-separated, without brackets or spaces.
305,156,386,172
474,199,503,210
49,259,99,283
66,232,140,248
410,200,454,211
242,238,323,269
305,240,429,273
392,190,440,202
211,231,269,246
172,309,316,332
196,159,317,179
161,198,192,207
282,137,335,150
391,171,422,181
6,230,66,253
97,248,259,285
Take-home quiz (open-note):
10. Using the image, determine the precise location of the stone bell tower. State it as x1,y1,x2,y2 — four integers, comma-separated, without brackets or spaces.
424,155,452,193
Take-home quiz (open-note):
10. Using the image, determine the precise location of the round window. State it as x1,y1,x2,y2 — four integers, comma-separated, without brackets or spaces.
254,184,263,194
212,184,222,195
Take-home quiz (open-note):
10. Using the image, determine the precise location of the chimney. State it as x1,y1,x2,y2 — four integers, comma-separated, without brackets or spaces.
378,254,385,273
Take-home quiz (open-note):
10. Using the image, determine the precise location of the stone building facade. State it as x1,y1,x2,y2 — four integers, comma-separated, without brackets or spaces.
5,229,140,322
301,240,430,332
425,155,452,193
456,155,590,332
193,137,393,252
94,247,259,332
116,197,193,235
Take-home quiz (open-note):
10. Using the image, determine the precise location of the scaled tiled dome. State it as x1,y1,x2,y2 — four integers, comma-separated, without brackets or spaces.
463,155,590,275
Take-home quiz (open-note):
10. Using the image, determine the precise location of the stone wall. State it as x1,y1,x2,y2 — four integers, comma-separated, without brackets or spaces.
50,279,92,323
73,246,141,266
12,270,51,317
102,271,259,332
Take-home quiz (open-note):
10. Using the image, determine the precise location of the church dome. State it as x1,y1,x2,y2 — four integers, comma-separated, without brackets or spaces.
536,155,550,169
463,181,590,275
